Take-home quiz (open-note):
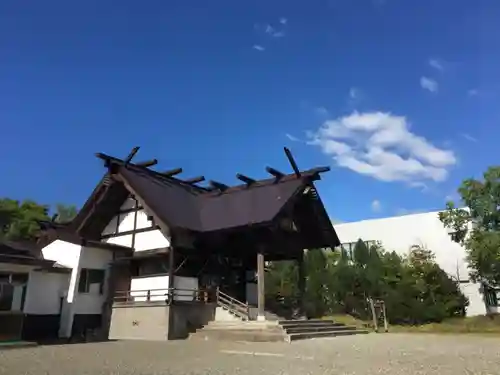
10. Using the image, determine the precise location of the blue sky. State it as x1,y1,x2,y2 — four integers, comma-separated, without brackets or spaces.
0,0,498,222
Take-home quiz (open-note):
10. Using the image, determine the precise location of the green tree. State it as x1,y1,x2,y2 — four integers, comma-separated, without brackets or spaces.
304,249,329,317
265,240,468,325
54,204,78,223
439,166,500,287
0,198,50,241
405,245,468,323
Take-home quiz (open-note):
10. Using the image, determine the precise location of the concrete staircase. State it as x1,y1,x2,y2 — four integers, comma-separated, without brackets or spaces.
280,319,369,341
189,319,369,342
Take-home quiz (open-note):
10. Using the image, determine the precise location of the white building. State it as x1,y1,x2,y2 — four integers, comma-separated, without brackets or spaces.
334,211,498,317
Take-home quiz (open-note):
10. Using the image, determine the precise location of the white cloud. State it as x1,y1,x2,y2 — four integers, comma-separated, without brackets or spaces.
420,76,438,93
460,133,478,142
307,111,457,185
279,17,287,25
349,87,359,99
285,133,300,142
263,24,285,38
253,45,265,51
371,200,382,212
428,58,444,71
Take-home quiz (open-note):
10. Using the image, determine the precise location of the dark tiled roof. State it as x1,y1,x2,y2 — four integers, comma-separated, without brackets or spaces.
120,166,203,231
198,178,304,231
68,147,338,247
0,240,63,269
0,240,42,258
118,163,319,232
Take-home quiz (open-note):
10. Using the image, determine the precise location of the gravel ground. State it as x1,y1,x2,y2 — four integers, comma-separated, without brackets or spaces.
1,334,499,375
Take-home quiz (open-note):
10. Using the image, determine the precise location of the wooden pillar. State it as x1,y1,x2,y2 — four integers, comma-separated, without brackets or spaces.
257,251,266,321
297,250,306,319
168,247,175,303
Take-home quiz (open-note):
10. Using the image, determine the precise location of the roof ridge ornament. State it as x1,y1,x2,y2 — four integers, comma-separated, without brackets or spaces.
284,147,301,178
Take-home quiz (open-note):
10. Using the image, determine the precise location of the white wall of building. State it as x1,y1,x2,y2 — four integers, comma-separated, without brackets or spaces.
102,198,171,251
73,246,114,315
41,240,82,304
334,211,486,316
130,275,198,302
23,271,69,315
40,240,117,336
42,239,81,269
131,275,170,302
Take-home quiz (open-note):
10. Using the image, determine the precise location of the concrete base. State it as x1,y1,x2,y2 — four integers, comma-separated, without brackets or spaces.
109,302,217,341
109,303,170,341
256,315,266,321
0,341,38,350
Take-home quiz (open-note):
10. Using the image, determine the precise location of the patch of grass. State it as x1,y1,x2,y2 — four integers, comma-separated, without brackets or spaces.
390,314,500,334
322,313,500,334
321,314,370,328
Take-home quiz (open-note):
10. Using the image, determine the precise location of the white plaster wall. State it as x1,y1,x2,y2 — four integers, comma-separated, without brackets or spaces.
104,229,170,252
334,211,484,317
41,239,81,269
41,240,82,304
460,283,488,316
174,276,198,302
130,275,170,302
23,271,69,314
130,275,198,302
73,246,114,315
101,199,171,252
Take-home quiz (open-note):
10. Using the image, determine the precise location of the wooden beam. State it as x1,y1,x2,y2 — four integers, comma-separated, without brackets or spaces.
297,250,306,318
236,173,256,186
161,168,183,177
168,246,175,303
183,176,205,184
135,159,158,168
308,166,330,174
124,147,140,164
284,147,301,177
257,251,266,320
265,166,284,180
209,180,229,192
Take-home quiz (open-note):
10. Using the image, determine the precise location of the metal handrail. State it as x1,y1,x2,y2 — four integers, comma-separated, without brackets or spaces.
113,287,215,304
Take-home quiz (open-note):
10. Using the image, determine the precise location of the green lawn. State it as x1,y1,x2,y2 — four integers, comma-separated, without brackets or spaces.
324,313,500,334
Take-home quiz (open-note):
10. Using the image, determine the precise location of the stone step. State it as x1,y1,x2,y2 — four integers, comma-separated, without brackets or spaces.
190,329,286,342
202,325,282,332
288,329,369,342
284,325,360,334
206,321,276,328
279,319,338,326
279,322,344,329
